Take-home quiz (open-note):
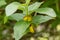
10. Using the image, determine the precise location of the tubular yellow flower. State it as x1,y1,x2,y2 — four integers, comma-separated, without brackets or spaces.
23,16,28,21
29,25,34,33
23,16,32,22
28,16,32,21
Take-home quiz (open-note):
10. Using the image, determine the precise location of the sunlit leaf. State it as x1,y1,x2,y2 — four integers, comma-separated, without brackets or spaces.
14,20,30,40
35,8,56,17
28,2,44,14
9,13,25,21
32,15,53,25
5,2,20,16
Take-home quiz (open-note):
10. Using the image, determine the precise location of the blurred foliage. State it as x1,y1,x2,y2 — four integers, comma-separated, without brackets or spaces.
0,0,60,40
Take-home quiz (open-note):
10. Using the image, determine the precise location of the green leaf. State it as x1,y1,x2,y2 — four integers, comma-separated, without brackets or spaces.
35,8,56,17
28,2,44,14
25,0,31,5
51,18,60,29
4,16,8,24
14,20,30,40
0,0,6,7
41,0,55,7
18,4,26,11
32,15,53,25
9,13,25,21
5,2,20,16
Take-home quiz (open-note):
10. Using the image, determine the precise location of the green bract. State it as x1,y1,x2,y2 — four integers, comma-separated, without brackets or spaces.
5,0,56,40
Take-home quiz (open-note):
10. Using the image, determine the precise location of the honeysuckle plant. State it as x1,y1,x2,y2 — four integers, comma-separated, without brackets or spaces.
4,0,56,40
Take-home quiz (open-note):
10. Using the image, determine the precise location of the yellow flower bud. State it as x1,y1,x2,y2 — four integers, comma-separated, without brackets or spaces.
28,16,32,21
23,16,32,22
23,16,28,21
29,25,34,33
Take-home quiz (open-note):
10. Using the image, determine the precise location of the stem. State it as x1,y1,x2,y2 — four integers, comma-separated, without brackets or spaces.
34,12,37,16
26,6,28,16
56,0,59,13
25,4,29,22
25,4,28,16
